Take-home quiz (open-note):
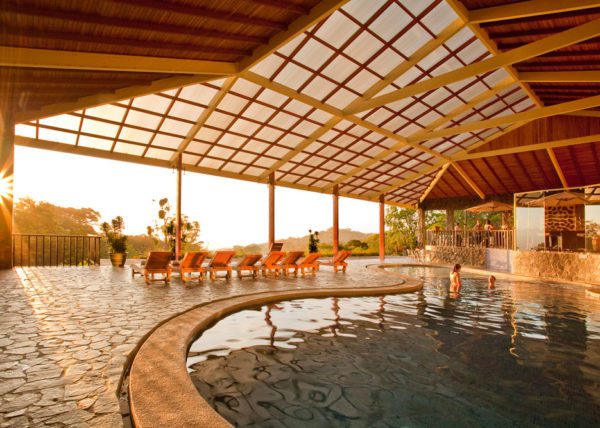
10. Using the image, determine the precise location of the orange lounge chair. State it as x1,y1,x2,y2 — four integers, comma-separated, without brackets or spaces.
259,251,285,277
298,252,321,276
235,254,262,279
177,251,208,282
269,242,283,252
207,251,235,280
278,251,304,277
131,251,172,285
320,250,351,272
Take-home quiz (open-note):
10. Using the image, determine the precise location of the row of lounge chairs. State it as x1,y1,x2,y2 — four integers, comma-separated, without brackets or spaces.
131,249,352,285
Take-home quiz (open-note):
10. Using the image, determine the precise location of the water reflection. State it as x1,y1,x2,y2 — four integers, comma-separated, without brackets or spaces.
188,267,600,427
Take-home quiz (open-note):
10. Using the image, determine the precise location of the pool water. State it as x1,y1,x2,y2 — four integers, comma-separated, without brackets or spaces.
187,266,600,427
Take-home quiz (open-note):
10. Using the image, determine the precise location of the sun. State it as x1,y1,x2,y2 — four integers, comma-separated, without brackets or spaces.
0,174,13,201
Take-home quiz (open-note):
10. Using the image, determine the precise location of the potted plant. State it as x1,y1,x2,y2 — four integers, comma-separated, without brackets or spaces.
308,229,320,253
101,216,127,267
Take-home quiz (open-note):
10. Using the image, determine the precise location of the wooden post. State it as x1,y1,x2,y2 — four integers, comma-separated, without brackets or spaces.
417,206,426,248
0,106,14,269
268,172,275,249
333,185,339,256
175,154,182,260
379,195,385,262
446,209,455,231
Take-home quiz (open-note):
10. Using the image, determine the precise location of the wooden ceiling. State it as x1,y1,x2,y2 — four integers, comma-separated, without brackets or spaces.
1,0,600,207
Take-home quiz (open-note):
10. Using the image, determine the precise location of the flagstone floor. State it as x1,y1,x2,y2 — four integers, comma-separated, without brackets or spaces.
0,257,407,427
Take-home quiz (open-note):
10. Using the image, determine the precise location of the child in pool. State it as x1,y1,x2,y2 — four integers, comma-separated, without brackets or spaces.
488,275,496,289
450,264,462,293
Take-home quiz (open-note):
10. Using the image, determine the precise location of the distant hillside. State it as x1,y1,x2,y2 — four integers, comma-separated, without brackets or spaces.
222,227,374,253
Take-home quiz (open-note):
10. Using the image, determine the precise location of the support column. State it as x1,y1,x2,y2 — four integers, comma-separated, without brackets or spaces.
175,154,182,260
417,206,426,248
446,209,454,231
0,106,14,269
379,195,385,262
332,185,339,256
268,172,275,249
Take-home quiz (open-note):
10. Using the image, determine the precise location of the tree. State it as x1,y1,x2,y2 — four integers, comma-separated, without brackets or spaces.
147,198,202,254
14,198,100,235
384,207,446,254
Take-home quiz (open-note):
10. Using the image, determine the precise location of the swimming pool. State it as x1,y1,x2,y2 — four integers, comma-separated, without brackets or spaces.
187,265,600,427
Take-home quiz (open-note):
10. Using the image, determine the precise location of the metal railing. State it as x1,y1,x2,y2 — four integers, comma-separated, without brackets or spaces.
426,230,514,250
12,234,101,267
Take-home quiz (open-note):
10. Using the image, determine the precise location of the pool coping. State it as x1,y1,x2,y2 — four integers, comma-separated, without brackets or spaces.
128,267,423,428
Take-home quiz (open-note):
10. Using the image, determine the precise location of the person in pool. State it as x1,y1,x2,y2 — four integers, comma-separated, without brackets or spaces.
450,264,462,293
488,275,496,289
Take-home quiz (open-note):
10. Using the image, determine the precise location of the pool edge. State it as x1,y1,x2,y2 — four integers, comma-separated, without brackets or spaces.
128,269,423,428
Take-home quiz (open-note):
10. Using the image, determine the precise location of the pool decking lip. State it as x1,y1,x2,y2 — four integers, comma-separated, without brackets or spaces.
128,268,423,428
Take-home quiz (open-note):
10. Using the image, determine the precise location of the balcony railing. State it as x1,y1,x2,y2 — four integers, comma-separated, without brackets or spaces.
426,230,513,250
12,234,101,267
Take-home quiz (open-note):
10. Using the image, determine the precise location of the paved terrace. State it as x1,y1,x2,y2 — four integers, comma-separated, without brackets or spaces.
0,257,406,427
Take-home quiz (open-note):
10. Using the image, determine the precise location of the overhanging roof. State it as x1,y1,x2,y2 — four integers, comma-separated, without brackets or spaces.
2,0,600,207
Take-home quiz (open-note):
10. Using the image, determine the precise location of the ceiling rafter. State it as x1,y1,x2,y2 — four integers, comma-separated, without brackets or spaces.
342,18,465,113
344,17,600,115
324,77,514,191
237,0,351,72
409,94,600,143
456,134,600,160
14,73,226,123
468,0,600,23
520,71,600,82
258,117,342,180
451,162,485,199
447,0,543,110
546,148,570,187
169,76,238,163
0,46,238,75
241,71,447,164
419,163,451,203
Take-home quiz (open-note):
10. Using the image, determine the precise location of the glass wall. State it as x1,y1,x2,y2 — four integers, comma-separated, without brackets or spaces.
515,184,600,253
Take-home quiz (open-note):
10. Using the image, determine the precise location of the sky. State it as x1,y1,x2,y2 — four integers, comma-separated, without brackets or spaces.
13,146,380,249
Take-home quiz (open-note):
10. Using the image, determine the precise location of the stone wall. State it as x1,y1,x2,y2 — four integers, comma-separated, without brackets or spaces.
513,250,600,284
545,206,584,231
425,245,486,268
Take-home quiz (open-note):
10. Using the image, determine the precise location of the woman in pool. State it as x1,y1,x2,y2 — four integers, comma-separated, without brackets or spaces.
488,275,496,289
450,264,462,293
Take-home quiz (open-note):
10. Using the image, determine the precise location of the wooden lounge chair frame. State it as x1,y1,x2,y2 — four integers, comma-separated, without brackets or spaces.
298,252,321,276
207,251,235,280
235,254,262,279
131,251,173,285
178,251,208,283
278,251,305,277
259,251,285,277
320,250,352,272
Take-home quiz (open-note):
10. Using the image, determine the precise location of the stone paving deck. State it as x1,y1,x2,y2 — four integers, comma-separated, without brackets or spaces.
0,257,407,427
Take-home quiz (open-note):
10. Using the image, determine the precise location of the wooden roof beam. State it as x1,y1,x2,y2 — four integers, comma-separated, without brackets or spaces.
0,46,238,75
451,162,485,199
546,148,569,188
238,0,350,72
258,117,343,180
457,134,600,160
324,78,514,191
409,94,600,143
520,71,600,82
14,73,225,123
170,76,238,163
118,0,287,30
2,1,265,43
469,0,600,24
345,17,600,115
419,163,451,203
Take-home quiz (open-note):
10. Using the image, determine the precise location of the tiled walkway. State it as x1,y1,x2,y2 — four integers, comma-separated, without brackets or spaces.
0,258,407,427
